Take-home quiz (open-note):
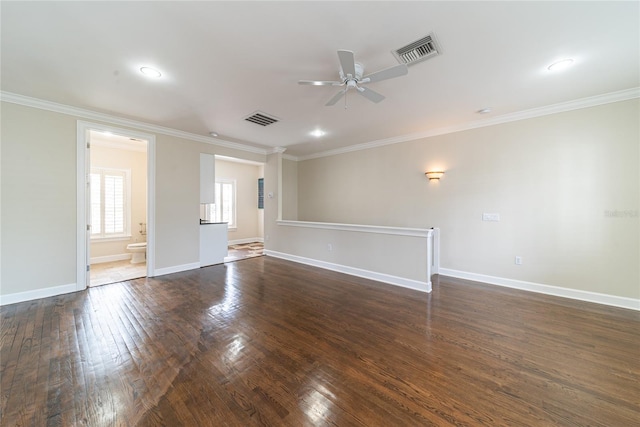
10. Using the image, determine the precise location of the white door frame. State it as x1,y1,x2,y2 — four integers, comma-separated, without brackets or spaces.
76,121,156,291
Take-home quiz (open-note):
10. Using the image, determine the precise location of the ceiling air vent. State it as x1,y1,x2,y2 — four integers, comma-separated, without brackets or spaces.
244,111,279,127
393,33,441,66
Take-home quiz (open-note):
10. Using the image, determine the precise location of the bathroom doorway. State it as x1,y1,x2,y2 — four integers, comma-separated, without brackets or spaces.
81,126,152,287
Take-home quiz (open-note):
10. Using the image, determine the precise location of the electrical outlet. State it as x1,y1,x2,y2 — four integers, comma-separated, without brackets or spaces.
483,213,501,221
515,256,522,265
327,243,333,251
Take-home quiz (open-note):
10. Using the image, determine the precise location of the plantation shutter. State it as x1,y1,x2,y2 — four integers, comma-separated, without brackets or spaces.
104,173,125,233
90,168,129,238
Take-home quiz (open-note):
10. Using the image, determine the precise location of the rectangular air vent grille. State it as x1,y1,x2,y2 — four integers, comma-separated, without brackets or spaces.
245,111,279,127
393,33,441,65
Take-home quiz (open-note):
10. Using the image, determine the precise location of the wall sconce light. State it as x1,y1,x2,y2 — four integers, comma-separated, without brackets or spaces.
425,171,445,181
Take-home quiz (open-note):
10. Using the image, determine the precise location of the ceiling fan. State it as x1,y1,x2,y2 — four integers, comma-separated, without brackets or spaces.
299,50,408,107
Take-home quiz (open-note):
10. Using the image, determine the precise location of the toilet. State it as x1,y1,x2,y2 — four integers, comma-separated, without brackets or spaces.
126,242,147,264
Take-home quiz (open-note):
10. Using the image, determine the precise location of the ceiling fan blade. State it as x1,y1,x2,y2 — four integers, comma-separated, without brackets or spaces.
337,50,356,77
298,80,341,86
357,87,385,103
362,64,408,83
326,90,346,106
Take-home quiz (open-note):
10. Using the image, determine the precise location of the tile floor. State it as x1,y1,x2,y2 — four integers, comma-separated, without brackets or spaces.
90,242,264,287
225,242,264,262
90,260,146,287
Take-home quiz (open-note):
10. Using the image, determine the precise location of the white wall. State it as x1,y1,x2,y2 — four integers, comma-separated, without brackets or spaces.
294,99,639,301
90,144,147,261
215,159,264,243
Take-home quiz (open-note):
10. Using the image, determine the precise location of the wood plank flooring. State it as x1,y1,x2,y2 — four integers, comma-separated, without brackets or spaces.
1,256,638,426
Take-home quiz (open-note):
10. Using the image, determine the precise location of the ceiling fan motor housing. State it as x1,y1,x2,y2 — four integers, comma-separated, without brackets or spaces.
340,63,364,81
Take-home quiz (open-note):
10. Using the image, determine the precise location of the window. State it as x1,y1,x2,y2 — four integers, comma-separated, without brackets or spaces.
90,168,131,239
214,179,236,228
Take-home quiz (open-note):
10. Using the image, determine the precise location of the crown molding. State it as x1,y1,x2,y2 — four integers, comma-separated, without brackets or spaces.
267,146,297,160
4,87,638,163
0,91,270,156
215,155,264,166
295,87,640,161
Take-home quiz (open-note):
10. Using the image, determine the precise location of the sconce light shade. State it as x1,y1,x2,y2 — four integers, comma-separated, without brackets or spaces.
425,171,445,181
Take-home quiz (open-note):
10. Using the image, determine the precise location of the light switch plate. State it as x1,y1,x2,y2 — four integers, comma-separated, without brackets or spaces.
482,213,501,221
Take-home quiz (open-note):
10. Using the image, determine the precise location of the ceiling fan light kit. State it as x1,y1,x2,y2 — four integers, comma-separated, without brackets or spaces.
299,49,409,108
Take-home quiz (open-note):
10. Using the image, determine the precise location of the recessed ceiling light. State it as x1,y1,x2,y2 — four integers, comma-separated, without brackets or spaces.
140,66,162,78
310,129,326,138
209,132,219,137
547,59,574,72
476,108,492,114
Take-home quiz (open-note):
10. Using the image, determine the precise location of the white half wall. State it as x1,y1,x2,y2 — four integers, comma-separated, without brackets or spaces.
269,220,437,292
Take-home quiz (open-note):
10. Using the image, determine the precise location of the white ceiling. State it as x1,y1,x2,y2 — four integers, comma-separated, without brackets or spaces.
2,1,638,158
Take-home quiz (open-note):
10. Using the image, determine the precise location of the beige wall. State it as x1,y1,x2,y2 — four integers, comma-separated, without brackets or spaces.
90,144,147,259
282,158,298,220
0,101,267,298
215,159,264,242
296,100,640,299
263,153,280,248
1,103,77,294
2,97,637,304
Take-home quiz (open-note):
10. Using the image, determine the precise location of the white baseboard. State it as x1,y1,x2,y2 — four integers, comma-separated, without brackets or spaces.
439,268,640,311
0,283,78,306
90,253,131,264
152,262,201,277
265,250,431,293
228,237,264,245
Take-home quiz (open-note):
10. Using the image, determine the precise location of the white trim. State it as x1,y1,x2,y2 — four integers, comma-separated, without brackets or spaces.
153,262,201,277
0,283,77,306
90,253,132,264
76,123,89,291
2,91,267,155
265,250,431,293
228,237,264,245
295,87,640,161
432,228,440,275
276,220,433,237
215,155,265,166
147,136,156,277
439,268,640,311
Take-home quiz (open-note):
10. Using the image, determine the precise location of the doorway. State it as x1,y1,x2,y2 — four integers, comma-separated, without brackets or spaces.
214,155,265,262
88,131,147,286
76,122,156,290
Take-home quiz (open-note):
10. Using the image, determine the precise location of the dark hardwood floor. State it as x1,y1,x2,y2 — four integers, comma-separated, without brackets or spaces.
1,256,638,426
